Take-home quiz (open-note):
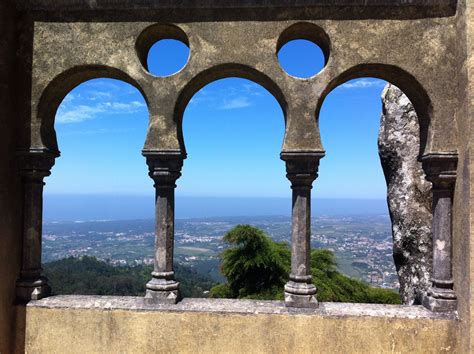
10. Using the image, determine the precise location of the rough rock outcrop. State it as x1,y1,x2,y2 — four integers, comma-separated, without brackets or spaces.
378,84,432,305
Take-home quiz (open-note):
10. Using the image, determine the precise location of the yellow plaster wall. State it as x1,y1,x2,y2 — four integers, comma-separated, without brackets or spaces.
25,306,458,354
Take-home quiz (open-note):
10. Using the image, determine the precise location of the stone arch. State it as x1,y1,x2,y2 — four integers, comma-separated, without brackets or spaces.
173,63,288,156
35,65,150,155
316,64,434,157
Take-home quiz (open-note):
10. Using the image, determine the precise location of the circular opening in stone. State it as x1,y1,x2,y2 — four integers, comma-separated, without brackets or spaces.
277,23,330,79
277,40,325,79
136,24,190,77
147,39,190,77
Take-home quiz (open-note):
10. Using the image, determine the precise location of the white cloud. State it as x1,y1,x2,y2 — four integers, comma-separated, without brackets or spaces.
340,79,386,90
59,128,132,136
103,101,146,110
56,100,146,124
56,105,104,124
241,83,263,96
87,90,113,100
188,82,264,110
219,96,252,110
84,80,121,91
61,93,77,103
55,78,148,124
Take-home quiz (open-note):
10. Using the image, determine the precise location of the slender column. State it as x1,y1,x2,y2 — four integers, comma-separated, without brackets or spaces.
421,154,457,312
16,151,56,302
144,152,183,304
282,152,324,308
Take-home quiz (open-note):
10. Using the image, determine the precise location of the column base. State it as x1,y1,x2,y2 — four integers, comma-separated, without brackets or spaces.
145,289,180,304
422,288,457,312
284,280,318,308
284,292,318,308
16,276,51,302
145,277,181,304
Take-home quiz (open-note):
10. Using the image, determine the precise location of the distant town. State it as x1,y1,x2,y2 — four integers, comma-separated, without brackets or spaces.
42,214,399,290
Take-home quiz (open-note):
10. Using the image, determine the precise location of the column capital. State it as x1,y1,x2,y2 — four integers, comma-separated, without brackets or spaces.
17,149,57,180
142,150,184,186
281,151,325,187
421,153,457,189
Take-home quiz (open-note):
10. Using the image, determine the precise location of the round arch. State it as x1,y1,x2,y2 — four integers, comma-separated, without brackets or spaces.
173,63,288,156
316,64,433,157
35,65,149,155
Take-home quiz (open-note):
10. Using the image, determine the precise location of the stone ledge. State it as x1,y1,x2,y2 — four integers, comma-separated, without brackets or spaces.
16,0,457,20
25,296,459,353
17,0,457,10
28,295,457,320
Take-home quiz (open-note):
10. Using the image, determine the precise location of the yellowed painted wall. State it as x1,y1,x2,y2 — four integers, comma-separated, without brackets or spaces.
25,305,458,354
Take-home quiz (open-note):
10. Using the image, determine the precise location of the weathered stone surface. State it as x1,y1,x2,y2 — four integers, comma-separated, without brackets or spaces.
378,84,433,305
144,154,183,304
29,14,459,157
0,0,24,351
421,154,457,312
1,0,473,352
282,153,322,308
28,295,456,319
25,296,458,353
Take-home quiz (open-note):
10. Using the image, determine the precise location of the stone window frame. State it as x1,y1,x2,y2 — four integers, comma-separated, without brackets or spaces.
15,6,459,313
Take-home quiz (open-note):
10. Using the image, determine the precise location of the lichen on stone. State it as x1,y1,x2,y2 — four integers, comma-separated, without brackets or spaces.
378,84,432,305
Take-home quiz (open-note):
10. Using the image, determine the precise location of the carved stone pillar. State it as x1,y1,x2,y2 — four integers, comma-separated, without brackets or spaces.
421,154,457,312
143,151,183,304
281,152,324,308
16,150,56,302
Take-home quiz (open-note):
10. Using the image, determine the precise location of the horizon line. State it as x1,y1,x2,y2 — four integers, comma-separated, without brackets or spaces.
43,193,387,201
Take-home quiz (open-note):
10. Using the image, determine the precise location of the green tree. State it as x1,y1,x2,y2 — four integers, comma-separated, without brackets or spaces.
211,225,401,304
218,225,290,298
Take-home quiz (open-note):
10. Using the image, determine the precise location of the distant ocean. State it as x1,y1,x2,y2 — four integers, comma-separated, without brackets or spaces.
43,194,389,222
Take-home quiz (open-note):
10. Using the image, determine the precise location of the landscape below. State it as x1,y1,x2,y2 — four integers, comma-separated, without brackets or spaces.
42,214,400,303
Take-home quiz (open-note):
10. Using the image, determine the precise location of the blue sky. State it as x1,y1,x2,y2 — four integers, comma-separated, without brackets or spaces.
45,39,388,201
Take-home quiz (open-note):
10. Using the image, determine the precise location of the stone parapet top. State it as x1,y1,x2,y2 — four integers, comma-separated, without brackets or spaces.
16,0,457,20
28,295,457,320
17,0,457,9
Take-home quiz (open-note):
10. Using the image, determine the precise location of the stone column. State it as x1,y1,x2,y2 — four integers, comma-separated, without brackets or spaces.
421,154,457,312
143,152,183,304
16,151,56,302
281,152,324,308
